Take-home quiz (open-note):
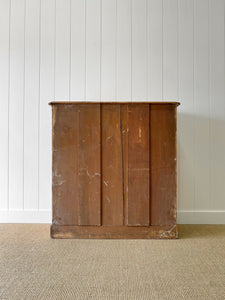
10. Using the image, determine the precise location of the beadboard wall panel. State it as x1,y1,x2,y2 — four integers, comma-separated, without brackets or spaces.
8,0,25,210
23,0,40,210
116,0,131,100
39,0,55,211
86,0,101,100
70,0,85,100
147,0,163,100
0,0,225,223
178,0,195,212
209,0,225,211
55,0,70,100
0,0,10,210
101,0,117,100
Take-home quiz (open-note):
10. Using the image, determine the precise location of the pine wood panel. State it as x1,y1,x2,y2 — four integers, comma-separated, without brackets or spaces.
78,104,101,225
51,224,178,239
121,104,129,225
52,105,79,225
127,104,150,226
101,104,123,225
150,104,177,225
51,102,179,235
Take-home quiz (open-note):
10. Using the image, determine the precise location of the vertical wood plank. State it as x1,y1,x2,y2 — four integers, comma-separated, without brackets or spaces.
86,0,101,100
55,0,70,100
0,0,10,209
121,104,128,225
78,104,101,225
70,0,85,100
8,0,25,210
194,0,210,210
23,0,40,210
101,104,123,225
163,0,178,100
52,105,79,225
101,0,116,100
147,0,163,100
209,0,225,210
150,105,177,225
39,0,55,210
117,0,131,100
178,0,194,212
127,104,149,226
131,0,147,100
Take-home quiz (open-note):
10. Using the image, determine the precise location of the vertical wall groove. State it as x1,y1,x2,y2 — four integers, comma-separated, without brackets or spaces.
193,0,196,212
162,0,164,100
100,0,102,101
7,0,12,210
37,0,41,210
208,0,212,210
84,0,86,100
130,0,132,101
53,0,56,100
22,0,26,210
69,0,72,101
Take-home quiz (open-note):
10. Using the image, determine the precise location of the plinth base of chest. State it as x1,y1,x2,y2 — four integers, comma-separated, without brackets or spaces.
51,224,178,239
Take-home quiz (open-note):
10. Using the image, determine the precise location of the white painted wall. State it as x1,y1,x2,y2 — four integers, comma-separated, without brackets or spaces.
0,0,224,224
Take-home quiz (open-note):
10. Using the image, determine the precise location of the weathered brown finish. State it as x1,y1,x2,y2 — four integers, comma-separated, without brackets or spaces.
121,104,129,225
52,105,79,225
150,104,177,225
50,101,180,238
51,224,178,239
101,104,123,225
78,104,101,225
127,104,150,226
50,101,179,105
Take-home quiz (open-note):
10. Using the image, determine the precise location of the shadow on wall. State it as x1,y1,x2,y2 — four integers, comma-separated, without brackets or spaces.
177,111,225,211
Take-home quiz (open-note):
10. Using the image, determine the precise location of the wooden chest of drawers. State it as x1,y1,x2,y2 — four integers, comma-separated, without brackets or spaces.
49,101,180,239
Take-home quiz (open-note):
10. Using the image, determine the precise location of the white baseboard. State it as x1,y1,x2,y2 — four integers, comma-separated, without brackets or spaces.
177,210,225,224
0,210,224,224
0,210,51,223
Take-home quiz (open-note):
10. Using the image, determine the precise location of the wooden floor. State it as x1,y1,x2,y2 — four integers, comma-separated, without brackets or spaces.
0,224,224,299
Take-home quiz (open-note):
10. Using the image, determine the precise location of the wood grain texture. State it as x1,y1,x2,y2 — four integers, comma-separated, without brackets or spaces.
127,104,150,226
150,104,177,225
78,104,101,225
121,104,129,225
101,104,123,225
51,102,179,237
52,105,79,225
51,224,178,239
